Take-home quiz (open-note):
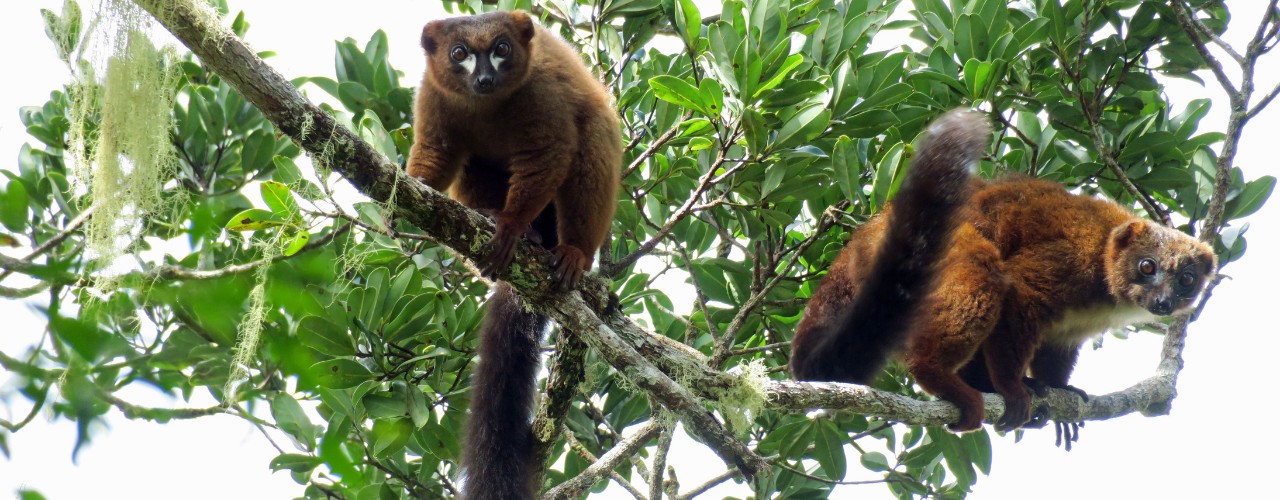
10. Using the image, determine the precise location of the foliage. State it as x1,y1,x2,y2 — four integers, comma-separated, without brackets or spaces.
0,0,1274,498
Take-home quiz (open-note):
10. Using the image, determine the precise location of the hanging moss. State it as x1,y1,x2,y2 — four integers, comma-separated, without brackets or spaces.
69,2,181,282
224,233,282,403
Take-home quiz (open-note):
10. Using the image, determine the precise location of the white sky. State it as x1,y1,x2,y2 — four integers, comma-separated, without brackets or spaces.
1,1,1278,499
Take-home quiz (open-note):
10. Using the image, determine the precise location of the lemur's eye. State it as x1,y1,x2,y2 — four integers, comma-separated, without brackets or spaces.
1138,258,1156,276
1178,271,1196,288
450,45,468,62
494,41,511,58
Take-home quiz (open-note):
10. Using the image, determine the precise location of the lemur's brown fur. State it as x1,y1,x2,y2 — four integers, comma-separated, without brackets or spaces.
407,11,620,499
790,111,1217,433
409,10,620,289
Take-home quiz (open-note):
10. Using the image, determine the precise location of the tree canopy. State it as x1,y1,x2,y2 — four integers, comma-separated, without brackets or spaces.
1,0,1277,498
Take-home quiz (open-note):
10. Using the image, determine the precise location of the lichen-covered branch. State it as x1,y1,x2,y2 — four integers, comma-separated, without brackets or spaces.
543,291,768,479
530,328,589,487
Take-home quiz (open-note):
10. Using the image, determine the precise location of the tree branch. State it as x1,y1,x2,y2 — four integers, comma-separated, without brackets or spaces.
1170,1,1240,96
531,328,589,486
147,223,349,280
545,422,661,500
0,206,93,281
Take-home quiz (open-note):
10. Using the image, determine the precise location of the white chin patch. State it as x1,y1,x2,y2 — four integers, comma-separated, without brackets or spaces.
459,54,477,74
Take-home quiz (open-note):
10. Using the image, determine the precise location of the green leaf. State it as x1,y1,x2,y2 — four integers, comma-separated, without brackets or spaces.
18,489,47,500
298,315,356,357
962,429,993,475
688,262,733,303
1119,132,1179,162
363,393,408,419
699,77,725,117
242,130,278,173
674,0,702,47
831,136,863,203
370,418,413,458
273,156,304,184
1136,166,1195,190
963,59,994,101
871,142,906,208
954,14,990,62
406,386,431,429
1226,175,1275,220
50,314,125,362
383,294,436,344
842,109,898,138
261,181,302,223
860,451,890,472
754,53,804,98
268,453,319,473
649,75,706,113
311,359,375,389
851,83,913,113
1,181,28,232
224,208,286,231
230,10,250,37
812,420,847,479
281,230,310,257
771,103,829,151
271,394,319,450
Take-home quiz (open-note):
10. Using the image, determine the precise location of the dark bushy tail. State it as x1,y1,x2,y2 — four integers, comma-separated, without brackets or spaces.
461,283,546,500
791,110,989,383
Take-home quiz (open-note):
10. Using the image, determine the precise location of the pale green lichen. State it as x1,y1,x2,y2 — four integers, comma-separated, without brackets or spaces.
298,112,315,142
223,232,282,403
715,358,769,433
68,2,182,290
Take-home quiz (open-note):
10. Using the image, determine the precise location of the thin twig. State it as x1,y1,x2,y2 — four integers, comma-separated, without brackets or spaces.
649,414,675,500
548,423,661,500
711,209,837,365
149,223,349,280
623,115,690,180
674,469,737,500
0,206,94,281
1170,1,1239,95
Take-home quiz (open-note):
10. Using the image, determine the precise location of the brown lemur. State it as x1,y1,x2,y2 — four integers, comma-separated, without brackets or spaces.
406,11,620,499
789,109,1217,433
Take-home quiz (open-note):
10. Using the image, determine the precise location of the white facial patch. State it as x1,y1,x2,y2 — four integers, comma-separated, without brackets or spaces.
491,50,506,67
459,53,477,74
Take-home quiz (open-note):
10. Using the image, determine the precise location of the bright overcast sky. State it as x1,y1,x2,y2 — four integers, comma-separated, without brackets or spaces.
1,1,1278,499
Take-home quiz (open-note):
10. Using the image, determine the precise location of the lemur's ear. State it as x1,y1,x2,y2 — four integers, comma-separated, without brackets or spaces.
509,11,535,45
422,21,444,54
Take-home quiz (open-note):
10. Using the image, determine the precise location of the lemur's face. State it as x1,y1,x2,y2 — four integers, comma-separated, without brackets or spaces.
421,11,534,98
1105,220,1216,316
